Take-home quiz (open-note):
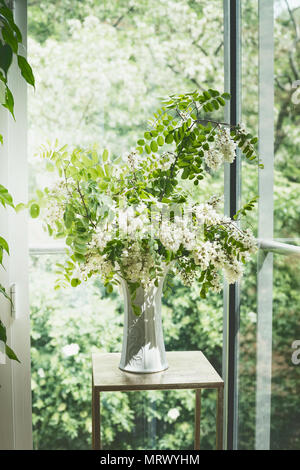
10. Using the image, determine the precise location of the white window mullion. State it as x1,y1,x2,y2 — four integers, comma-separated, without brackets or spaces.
256,0,275,451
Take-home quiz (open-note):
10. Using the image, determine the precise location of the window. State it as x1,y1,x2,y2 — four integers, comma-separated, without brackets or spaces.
28,0,225,450
25,0,300,450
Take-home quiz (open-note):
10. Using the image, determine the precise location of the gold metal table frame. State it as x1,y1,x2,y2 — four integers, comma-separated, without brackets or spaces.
92,351,224,450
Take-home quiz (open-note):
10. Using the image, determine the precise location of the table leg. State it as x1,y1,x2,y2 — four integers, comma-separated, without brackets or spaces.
92,386,101,450
216,386,224,450
194,389,201,450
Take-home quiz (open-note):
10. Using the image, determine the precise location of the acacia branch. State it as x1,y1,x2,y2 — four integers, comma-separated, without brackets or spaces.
285,0,300,39
274,89,294,154
285,0,300,81
112,7,135,28
214,41,224,56
275,76,289,92
166,63,204,91
76,182,96,228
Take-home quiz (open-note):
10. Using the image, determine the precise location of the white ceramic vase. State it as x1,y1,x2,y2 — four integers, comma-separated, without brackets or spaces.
119,273,168,374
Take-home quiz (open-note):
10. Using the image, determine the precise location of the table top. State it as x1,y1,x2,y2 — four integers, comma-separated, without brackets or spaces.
92,351,223,391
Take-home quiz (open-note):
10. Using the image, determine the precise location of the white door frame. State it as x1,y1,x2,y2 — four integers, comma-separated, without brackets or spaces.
0,0,32,450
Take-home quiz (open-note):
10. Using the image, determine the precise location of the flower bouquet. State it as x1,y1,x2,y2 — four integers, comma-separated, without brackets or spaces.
31,89,260,372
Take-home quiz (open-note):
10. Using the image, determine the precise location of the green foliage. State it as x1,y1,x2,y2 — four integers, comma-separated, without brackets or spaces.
5,344,20,362
0,0,35,118
233,196,259,221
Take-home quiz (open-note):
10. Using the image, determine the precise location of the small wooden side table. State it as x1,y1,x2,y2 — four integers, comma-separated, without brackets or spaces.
92,351,224,450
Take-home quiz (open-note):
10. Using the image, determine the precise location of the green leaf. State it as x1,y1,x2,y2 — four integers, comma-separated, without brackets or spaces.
106,283,113,294
137,139,145,146
0,320,7,343
203,90,211,100
208,88,219,97
5,344,20,363
0,6,22,42
71,278,81,287
74,253,86,262
64,209,74,229
2,23,18,53
0,236,9,255
2,85,14,118
157,135,164,146
165,133,174,144
15,202,26,212
150,140,158,152
217,96,226,106
0,184,14,208
0,5,14,23
0,43,13,76
132,304,142,316
74,242,86,255
200,287,207,299
0,284,12,304
102,149,109,162
181,168,190,179
30,203,40,218
212,100,219,110
17,55,35,87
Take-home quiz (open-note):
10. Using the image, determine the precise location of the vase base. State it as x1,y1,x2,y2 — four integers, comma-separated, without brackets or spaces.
119,363,169,374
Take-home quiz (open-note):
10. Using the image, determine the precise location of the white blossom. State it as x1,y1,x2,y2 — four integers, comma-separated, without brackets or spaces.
216,127,236,163
168,408,180,420
62,343,80,357
224,259,244,284
204,148,223,171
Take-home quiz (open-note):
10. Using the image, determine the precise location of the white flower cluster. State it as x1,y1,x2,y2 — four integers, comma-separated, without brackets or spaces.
126,150,141,172
79,252,114,281
204,127,237,171
44,173,255,295
119,204,150,238
159,152,176,171
193,241,217,270
74,194,257,294
80,207,158,289
43,181,67,230
91,226,113,251
120,242,158,288
159,215,199,252
217,127,236,163
157,202,256,290
204,148,223,171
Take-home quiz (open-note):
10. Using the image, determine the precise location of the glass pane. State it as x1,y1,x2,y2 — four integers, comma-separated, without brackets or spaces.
28,0,225,450
274,0,300,242
272,0,300,448
238,0,259,450
238,0,300,450
271,253,300,449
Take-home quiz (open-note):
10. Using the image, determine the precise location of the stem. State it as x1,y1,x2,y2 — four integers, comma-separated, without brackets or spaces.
76,182,97,229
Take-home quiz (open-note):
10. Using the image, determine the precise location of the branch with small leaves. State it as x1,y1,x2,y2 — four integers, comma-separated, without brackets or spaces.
29,88,260,313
